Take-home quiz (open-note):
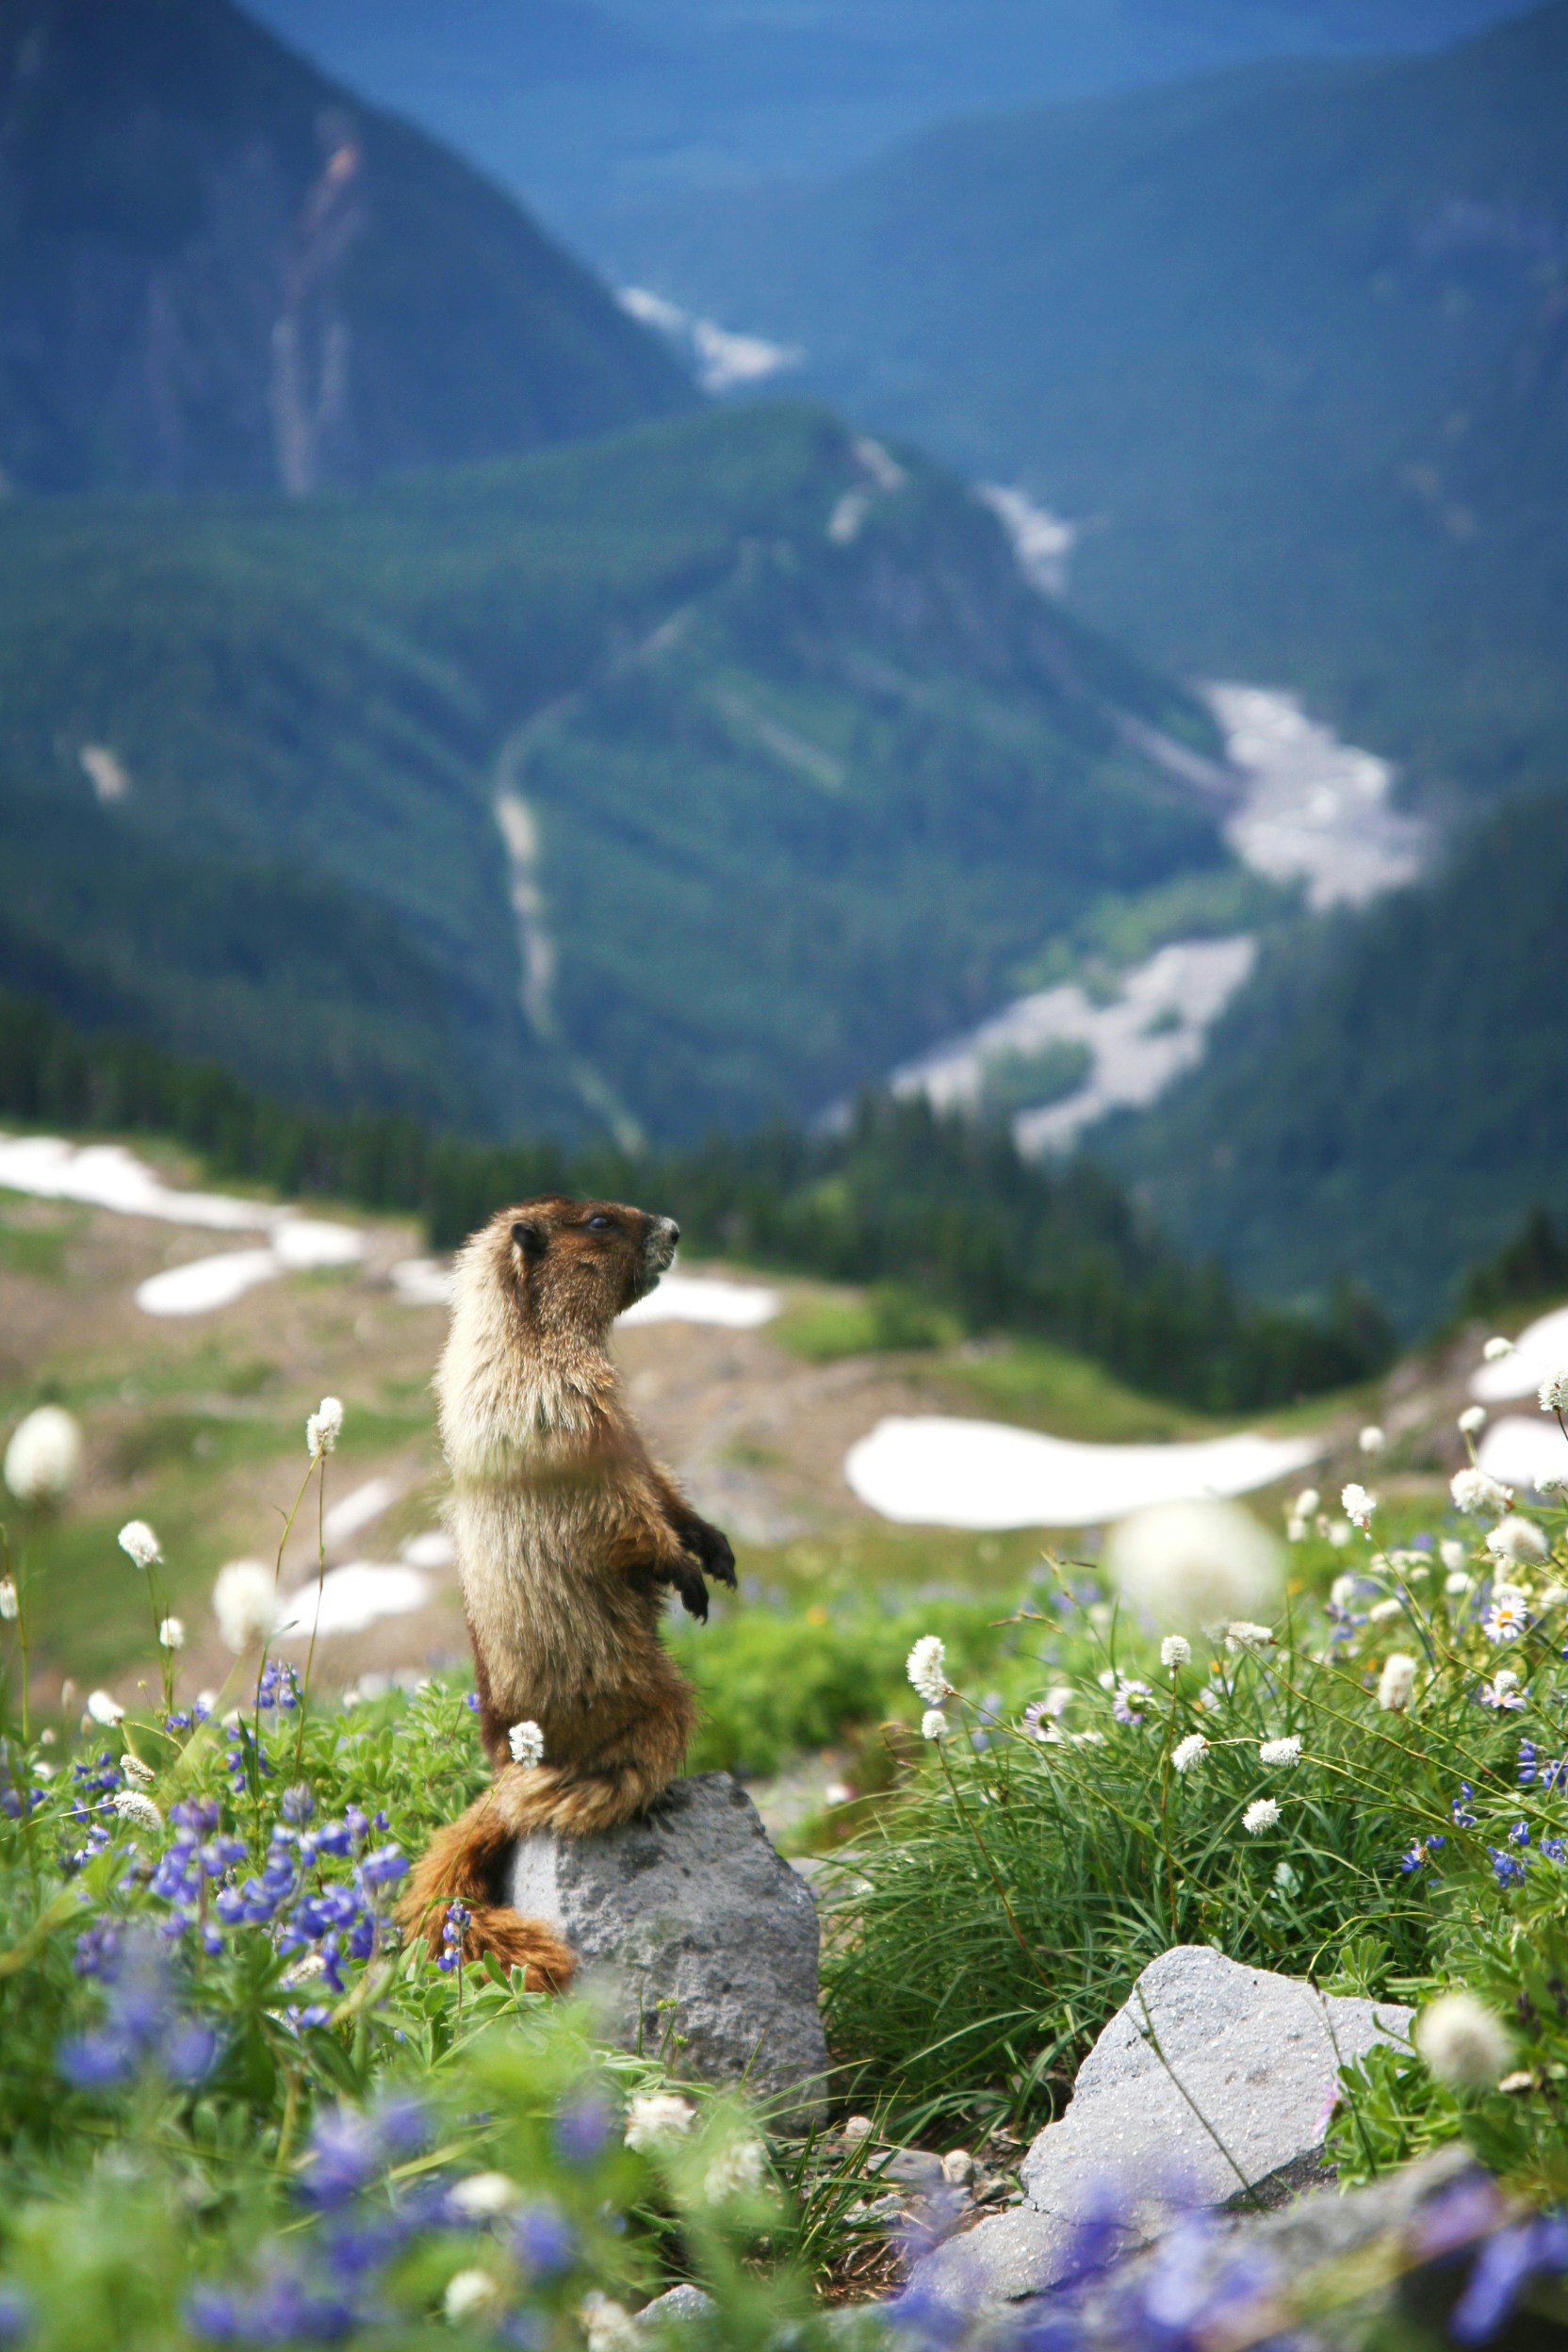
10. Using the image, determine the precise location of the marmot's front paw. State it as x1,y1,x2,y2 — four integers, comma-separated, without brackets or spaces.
687,1516,737,1589
673,1560,710,1622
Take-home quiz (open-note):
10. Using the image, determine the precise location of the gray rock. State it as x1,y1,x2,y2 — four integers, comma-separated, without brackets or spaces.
913,1945,1413,2306
634,2285,716,2332
507,1771,829,2121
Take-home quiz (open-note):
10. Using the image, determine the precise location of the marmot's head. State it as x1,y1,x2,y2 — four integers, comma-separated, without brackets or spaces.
479,1195,679,1337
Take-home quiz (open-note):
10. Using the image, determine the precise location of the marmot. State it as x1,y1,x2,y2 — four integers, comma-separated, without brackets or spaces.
397,1196,736,1983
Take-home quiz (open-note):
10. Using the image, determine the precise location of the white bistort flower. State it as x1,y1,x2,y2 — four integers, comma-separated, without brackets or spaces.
921,1708,948,1741
1225,1620,1276,1655
1327,1520,1352,1548
1258,1736,1301,1769
157,1616,186,1651
4,1406,82,1506
1104,1498,1282,1634
443,2269,501,2325
1415,1992,1511,2090
1368,1596,1404,1623
211,1560,279,1654
1243,1797,1280,1835
0,1577,16,1622
306,1396,345,1458
581,2295,639,2352
1359,1426,1385,1456
507,1720,545,1768
122,1754,155,1788
112,1789,162,1834
1341,1483,1376,1530
1378,1653,1417,1712
1537,1473,1568,1498
702,2136,768,2204
1458,1406,1487,1437
1484,1336,1515,1362
447,2173,519,2220
1487,1516,1548,1567
86,1690,123,1725
906,1635,949,1707
1539,1370,1568,1415
1160,1634,1191,1671
117,1520,161,1570
1171,1733,1208,1772
624,2092,695,2152
1293,1488,1320,1519
1452,1468,1512,1518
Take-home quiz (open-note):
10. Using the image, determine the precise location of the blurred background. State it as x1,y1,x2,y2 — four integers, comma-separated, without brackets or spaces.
0,0,1564,1744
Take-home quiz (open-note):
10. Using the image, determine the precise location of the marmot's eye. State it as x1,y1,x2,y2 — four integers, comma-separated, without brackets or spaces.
586,1214,614,1233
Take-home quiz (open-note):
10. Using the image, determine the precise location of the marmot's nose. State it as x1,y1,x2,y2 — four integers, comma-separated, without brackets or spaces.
666,1221,681,1247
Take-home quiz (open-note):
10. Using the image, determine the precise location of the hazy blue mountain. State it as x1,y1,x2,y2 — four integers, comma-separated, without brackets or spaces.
623,4,1568,805
1103,782,1568,1333
0,0,692,493
240,0,1528,255
0,403,1228,1140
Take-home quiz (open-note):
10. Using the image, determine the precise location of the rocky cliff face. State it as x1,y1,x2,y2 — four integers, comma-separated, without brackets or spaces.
0,0,694,493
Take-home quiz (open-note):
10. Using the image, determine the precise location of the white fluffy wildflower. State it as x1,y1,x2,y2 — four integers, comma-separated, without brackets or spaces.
1293,1488,1320,1519
581,2295,639,2352
1330,1573,1358,1610
4,1406,82,1506
1225,1620,1276,1655
906,1635,950,1707
1104,1498,1282,1635
1451,1468,1512,1518
1286,1517,1307,1543
448,2173,519,2220
1160,1633,1191,1671
1368,1596,1404,1624
211,1560,279,1653
1484,1336,1516,1363
306,1396,345,1458
86,1690,123,1725
1341,1483,1376,1530
1358,1426,1385,1456
157,1616,186,1651
1327,1520,1352,1548
1539,1371,1568,1415
112,1789,162,1835
1458,1406,1487,1437
1441,1537,1469,1570
1171,1733,1208,1773
1259,1736,1302,1769
121,1754,155,1789
443,2269,501,2325
1537,1472,1568,1498
1487,1515,1548,1567
1378,1653,1417,1713
921,1708,948,1741
702,2136,768,2204
1446,1571,1474,1598
1243,1796,1280,1835
1415,1992,1511,2091
624,2092,696,2152
0,1577,16,1622
508,1720,545,1769
117,1520,162,1571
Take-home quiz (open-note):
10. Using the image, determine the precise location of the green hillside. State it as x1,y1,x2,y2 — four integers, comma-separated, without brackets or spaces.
0,401,1227,1141
1104,783,1568,1332
0,0,692,494
632,2,1568,802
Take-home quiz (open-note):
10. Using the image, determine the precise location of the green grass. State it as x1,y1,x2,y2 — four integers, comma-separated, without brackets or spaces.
914,1332,1209,1442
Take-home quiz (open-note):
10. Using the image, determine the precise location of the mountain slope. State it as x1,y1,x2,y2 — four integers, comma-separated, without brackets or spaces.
1103,784,1568,1332
242,0,1528,255
0,0,693,494
0,401,1228,1141
629,4,1568,801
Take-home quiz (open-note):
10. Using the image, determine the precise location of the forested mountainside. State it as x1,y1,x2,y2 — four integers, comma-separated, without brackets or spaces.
1104,784,1568,1333
0,0,692,494
243,0,1527,256
0,402,1227,1142
628,3,1568,805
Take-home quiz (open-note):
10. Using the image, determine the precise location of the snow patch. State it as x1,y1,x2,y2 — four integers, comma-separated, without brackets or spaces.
389,1257,455,1307
977,483,1078,596
1209,683,1427,910
1477,1415,1568,1494
79,744,130,804
135,1250,284,1317
618,286,803,395
321,1477,401,1552
621,1271,780,1329
844,1415,1321,1531
1471,1303,1568,1405
276,1562,433,1642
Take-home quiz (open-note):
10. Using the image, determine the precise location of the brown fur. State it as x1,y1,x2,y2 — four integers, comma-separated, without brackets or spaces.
397,1196,735,1976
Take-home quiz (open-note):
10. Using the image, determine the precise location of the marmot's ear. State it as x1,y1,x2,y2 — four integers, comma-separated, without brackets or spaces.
510,1217,547,1260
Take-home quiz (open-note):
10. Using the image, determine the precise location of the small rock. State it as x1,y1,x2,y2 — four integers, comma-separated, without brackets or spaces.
634,2284,715,2332
507,1772,828,2122
942,2149,975,2187
841,2115,874,2146
880,2148,946,2189
911,1945,1413,2306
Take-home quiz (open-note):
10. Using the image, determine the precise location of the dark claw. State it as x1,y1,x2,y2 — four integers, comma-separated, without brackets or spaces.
687,1517,737,1589
675,1564,710,1622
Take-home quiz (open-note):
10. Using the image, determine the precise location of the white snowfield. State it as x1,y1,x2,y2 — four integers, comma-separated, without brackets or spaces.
1210,682,1428,911
621,1270,780,1328
275,1561,433,1643
1478,1418,1568,1494
843,1414,1321,1531
1471,1304,1568,1405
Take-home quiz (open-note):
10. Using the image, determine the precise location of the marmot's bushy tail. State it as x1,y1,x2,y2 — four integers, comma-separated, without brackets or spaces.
398,1747,682,1980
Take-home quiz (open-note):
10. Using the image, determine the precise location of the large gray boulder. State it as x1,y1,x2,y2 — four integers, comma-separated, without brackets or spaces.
507,1771,829,2122
912,1944,1413,2306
